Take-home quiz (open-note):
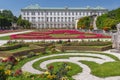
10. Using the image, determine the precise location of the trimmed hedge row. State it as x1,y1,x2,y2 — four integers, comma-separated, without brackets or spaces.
0,43,29,51
35,43,53,47
12,47,45,57
56,45,112,51
63,41,112,46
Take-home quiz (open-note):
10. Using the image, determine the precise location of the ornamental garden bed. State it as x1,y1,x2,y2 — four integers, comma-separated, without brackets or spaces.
0,40,120,80
10,29,111,39
0,41,46,57
0,52,120,80
56,40,112,51
57,45,112,51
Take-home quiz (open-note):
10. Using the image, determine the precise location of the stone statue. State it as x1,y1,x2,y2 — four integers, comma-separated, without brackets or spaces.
112,23,120,52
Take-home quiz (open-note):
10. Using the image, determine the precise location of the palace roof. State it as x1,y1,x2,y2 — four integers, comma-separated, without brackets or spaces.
22,4,107,10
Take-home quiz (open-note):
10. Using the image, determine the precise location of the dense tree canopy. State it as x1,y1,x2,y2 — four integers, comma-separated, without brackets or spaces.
0,10,17,29
96,8,120,30
0,10,31,30
17,15,31,29
0,16,12,29
77,16,92,29
0,10,17,23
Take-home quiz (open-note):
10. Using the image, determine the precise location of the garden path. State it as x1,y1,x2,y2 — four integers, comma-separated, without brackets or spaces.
0,30,33,37
22,53,120,80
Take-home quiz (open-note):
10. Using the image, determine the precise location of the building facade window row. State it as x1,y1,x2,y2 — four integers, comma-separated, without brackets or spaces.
21,6,108,29
23,11,104,16
24,17,75,22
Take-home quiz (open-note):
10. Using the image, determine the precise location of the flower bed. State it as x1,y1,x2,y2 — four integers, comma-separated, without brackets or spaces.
10,29,111,39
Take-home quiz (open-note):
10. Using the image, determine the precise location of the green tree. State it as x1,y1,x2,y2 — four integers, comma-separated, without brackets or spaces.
17,15,31,29
0,16,12,29
96,8,120,30
77,16,91,29
0,10,17,29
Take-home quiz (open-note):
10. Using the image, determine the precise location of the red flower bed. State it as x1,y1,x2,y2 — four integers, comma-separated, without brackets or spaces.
10,29,111,39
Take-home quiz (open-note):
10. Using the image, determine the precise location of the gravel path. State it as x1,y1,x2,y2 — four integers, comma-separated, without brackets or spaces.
22,53,120,80
0,30,33,37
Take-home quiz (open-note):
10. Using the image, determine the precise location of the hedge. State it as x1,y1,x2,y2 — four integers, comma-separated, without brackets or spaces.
12,47,45,57
0,43,29,51
56,45,112,51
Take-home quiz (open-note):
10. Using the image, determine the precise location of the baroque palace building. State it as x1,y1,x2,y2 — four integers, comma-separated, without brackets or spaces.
21,4,108,29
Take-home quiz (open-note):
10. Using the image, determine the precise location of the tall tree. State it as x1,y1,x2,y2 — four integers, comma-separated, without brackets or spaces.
77,16,91,29
96,8,120,30
0,10,17,29
17,15,31,29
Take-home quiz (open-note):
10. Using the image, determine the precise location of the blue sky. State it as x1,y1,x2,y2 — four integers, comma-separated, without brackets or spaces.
0,0,120,16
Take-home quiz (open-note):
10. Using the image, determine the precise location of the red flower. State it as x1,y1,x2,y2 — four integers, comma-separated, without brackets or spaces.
14,69,22,76
48,65,54,70
2,59,8,63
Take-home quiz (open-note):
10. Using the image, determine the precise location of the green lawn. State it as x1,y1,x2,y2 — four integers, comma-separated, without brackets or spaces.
50,34,79,38
66,51,120,61
81,61,120,77
5,47,30,53
0,47,30,57
49,33,97,38
32,54,102,71
84,34,96,37
0,36,10,40
6,52,120,80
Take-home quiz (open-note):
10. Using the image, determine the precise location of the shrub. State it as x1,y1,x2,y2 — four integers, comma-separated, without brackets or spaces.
44,63,71,80
103,27,111,31
27,52,36,58
0,43,29,51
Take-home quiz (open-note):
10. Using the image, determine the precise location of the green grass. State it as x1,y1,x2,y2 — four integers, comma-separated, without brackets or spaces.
5,47,30,53
47,62,82,76
0,36,10,40
65,51,120,61
12,55,45,71
50,34,79,38
2,43,19,46
32,54,102,71
81,61,120,77
8,51,120,80
7,73,48,80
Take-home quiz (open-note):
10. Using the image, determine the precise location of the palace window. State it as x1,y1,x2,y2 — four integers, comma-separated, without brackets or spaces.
27,12,29,15
65,17,67,21
31,12,35,15
23,17,26,20
27,17,29,20
54,12,56,15
23,12,26,15
61,12,63,15
76,12,78,15
38,17,40,21
32,17,36,21
50,12,52,15
72,12,74,15
46,17,49,22
79,12,81,15
68,12,70,15
46,12,48,15
72,17,74,21
57,12,59,15
65,12,67,15
38,12,40,15
54,17,56,22
41,12,43,15
50,17,52,22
